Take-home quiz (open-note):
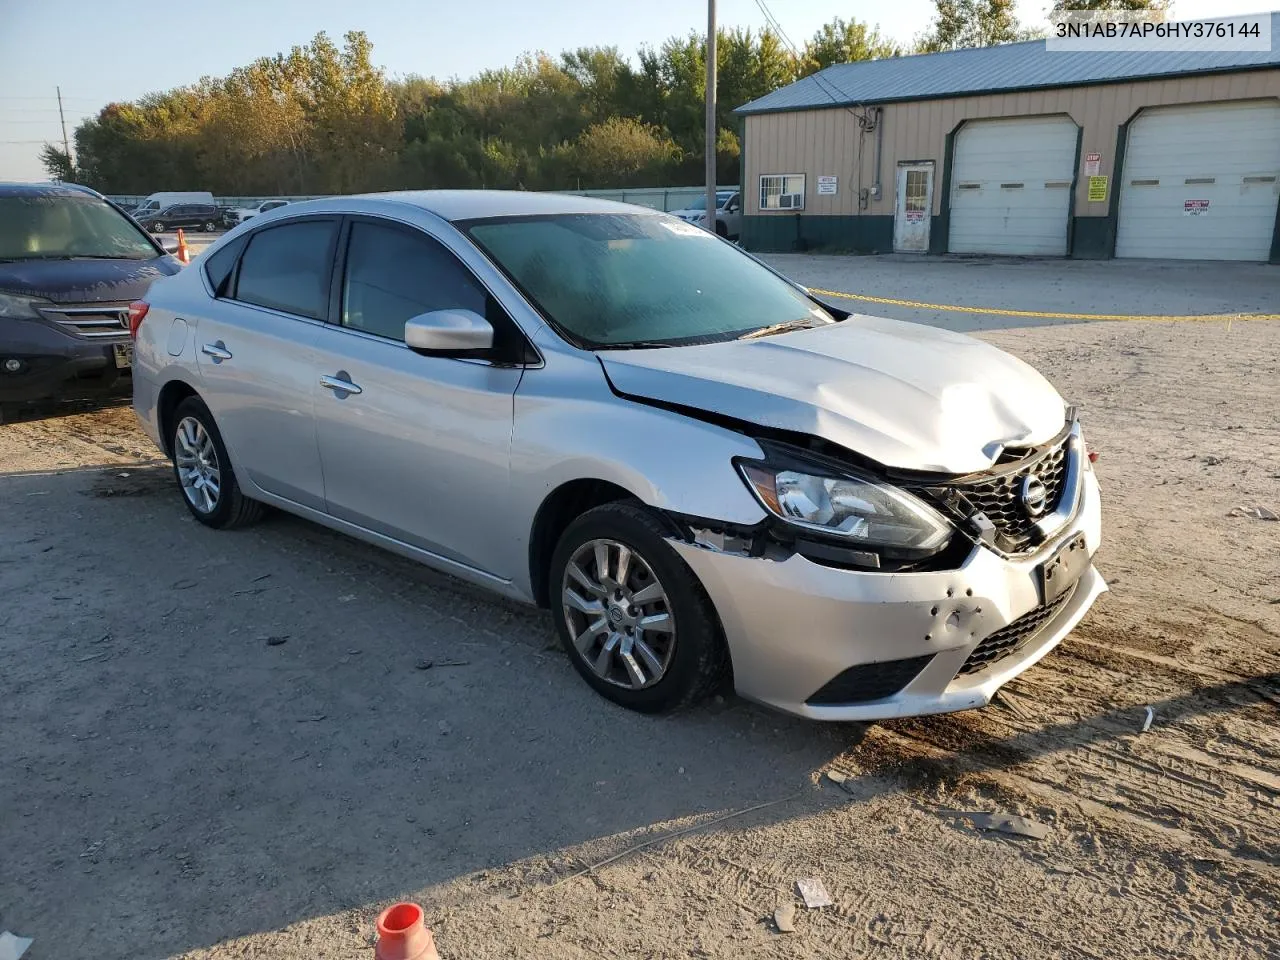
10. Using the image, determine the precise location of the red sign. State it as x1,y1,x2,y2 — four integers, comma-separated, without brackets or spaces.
1184,199,1210,216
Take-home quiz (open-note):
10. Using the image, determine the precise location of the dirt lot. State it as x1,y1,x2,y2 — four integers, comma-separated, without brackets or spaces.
1,256,1277,960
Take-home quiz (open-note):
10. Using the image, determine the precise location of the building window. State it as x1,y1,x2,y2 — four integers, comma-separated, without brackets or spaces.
904,170,929,214
760,174,805,211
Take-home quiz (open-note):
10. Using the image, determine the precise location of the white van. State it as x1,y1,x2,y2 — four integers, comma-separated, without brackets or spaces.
128,192,216,218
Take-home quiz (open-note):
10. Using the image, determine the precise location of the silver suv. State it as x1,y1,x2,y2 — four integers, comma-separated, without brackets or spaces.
132,192,1104,720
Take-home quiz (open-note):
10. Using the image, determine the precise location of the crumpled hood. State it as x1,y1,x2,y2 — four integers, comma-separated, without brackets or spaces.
599,314,1067,474
0,257,179,304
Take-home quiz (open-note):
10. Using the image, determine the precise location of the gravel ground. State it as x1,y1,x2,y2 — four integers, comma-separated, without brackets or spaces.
1,256,1277,960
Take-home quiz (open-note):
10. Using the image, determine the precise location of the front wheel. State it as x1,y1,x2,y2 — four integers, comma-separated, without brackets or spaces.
550,502,729,713
170,396,265,529
152,221,165,233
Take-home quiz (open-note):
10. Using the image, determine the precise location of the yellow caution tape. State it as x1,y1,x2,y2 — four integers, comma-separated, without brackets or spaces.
807,287,1280,323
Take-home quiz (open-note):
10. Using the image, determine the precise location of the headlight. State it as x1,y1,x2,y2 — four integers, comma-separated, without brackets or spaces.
0,291,51,320
738,458,953,554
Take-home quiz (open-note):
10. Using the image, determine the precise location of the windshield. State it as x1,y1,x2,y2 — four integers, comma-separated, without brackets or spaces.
466,213,833,348
716,191,734,208
0,195,159,261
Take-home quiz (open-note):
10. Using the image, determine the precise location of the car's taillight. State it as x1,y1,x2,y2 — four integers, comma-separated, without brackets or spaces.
128,300,149,339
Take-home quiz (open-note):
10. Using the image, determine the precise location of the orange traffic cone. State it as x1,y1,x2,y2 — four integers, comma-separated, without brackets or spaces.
375,903,439,960
175,228,191,265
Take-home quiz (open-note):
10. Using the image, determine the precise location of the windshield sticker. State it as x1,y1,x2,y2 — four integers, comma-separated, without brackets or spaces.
659,219,713,238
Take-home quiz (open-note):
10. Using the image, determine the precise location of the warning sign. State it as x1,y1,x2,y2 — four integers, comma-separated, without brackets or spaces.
1184,199,1210,216
1084,153,1101,176
817,175,838,195
905,210,925,222
1087,176,1108,202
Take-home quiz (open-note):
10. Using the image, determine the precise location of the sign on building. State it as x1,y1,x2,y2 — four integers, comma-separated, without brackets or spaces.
1084,153,1101,176
1184,199,1210,216
817,175,838,195
1087,176,1109,202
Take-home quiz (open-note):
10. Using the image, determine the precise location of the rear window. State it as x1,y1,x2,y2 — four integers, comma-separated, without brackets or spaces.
234,220,337,319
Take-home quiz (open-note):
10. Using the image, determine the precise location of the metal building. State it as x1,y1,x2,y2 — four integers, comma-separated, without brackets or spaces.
735,15,1280,262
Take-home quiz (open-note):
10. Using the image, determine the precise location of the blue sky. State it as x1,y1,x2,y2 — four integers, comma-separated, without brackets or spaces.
0,0,1271,180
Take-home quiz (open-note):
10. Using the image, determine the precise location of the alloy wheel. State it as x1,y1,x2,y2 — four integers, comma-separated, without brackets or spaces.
174,416,221,514
561,538,676,689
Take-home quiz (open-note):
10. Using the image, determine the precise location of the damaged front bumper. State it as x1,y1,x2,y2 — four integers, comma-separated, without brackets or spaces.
669,469,1105,721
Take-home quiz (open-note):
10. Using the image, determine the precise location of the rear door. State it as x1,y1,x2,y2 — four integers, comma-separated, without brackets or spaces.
310,216,524,575
194,217,338,509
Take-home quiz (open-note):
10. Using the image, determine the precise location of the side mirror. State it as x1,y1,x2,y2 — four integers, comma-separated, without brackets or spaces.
726,200,739,213
404,309,494,354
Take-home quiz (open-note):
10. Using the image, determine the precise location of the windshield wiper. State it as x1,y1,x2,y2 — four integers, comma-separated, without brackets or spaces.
737,318,820,341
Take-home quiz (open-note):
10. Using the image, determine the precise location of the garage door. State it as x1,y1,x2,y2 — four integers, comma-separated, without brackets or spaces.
949,116,1078,256
1116,100,1280,261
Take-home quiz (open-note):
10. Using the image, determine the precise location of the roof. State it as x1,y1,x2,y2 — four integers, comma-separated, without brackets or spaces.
0,182,101,199
355,189,643,221
737,12,1280,115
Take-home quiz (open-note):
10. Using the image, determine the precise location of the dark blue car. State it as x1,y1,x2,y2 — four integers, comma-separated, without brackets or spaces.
0,182,182,418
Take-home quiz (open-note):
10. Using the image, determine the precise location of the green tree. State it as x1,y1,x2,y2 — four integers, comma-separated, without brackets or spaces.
916,0,1036,51
571,117,681,187
1052,0,1171,10
39,144,75,181
801,17,900,75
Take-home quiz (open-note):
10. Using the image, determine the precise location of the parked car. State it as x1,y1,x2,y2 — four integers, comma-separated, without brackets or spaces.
223,199,291,227
132,192,1104,720
670,189,742,239
0,182,181,418
128,191,216,221
144,204,223,234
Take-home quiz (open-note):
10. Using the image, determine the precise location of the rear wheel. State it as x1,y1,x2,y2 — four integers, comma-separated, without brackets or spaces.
170,396,264,529
202,220,216,232
550,502,728,713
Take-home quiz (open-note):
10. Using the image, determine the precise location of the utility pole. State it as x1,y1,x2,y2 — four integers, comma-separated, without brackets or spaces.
705,0,717,231
56,86,71,177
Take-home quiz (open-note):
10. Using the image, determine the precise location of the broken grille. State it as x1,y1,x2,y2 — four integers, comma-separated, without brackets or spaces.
948,436,1071,547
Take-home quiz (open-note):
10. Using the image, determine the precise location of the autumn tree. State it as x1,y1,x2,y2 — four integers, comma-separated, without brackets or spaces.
571,117,681,188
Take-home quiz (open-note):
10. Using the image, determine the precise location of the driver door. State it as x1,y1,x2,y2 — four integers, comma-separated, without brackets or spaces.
311,217,525,577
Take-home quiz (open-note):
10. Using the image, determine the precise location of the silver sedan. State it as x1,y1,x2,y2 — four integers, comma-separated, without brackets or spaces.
131,191,1105,720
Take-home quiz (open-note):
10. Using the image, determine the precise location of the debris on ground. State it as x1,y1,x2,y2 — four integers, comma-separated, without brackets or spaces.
416,658,470,670
1142,706,1155,732
773,903,796,933
796,878,833,909
963,812,1050,840
825,769,859,795
1227,505,1279,520
262,635,289,646
0,931,33,960
438,720,452,736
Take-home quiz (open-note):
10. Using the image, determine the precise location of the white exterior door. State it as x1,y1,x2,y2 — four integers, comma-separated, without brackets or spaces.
949,116,1078,256
1116,100,1280,261
894,163,934,252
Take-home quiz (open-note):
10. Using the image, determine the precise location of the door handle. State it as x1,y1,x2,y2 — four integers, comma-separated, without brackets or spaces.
201,341,232,362
320,373,362,396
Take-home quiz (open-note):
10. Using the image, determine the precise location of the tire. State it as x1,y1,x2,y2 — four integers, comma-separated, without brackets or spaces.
170,396,265,529
152,221,165,234
550,502,729,713
202,221,216,232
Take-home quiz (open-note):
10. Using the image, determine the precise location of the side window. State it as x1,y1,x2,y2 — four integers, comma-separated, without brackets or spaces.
202,235,248,297
341,220,486,341
234,220,337,319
